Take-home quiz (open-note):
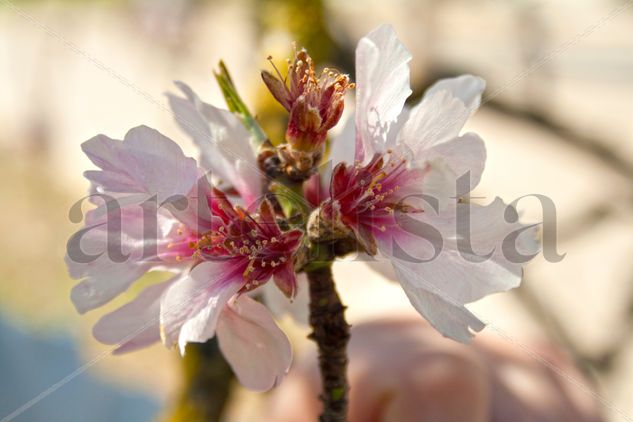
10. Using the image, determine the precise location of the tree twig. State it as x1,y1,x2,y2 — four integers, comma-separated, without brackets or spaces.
306,261,350,422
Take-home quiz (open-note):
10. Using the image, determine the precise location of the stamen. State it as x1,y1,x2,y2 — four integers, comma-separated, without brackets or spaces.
267,55,286,82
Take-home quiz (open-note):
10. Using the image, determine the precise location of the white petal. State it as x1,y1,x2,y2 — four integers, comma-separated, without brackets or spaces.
217,295,292,391
392,247,521,306
423,74,486,111
92,276,178,354
386,197,539,305
168,82,262,204
462,198,541,262
159,260,243,353
261,273,310,326
395,263,485,343
82,126,198,204
355,24,411,162
329,115,356,167
419,132,487,195
398,90,470,155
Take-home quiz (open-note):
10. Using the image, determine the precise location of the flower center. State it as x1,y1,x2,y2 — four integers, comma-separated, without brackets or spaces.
330,151,421,229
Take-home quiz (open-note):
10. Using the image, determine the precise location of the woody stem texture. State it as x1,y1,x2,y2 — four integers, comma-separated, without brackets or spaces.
306,259,351,422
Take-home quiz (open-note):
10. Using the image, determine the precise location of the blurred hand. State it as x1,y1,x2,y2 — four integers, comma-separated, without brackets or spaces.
265,317,603,422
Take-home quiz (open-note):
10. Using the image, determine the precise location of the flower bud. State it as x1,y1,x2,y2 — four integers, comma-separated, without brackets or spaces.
262,47,353,179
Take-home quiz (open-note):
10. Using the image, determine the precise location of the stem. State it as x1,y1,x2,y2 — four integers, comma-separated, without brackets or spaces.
306,263,350,422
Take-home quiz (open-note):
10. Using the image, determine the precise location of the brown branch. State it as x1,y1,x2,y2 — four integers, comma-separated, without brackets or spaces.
306,262,350,422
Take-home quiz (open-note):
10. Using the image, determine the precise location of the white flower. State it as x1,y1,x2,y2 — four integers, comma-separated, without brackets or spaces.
323,25,540,342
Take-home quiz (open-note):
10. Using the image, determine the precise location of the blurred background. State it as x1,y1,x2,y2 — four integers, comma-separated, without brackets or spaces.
1,0,632,420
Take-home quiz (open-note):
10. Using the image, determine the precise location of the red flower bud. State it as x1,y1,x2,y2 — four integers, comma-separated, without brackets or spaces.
262,47,354,154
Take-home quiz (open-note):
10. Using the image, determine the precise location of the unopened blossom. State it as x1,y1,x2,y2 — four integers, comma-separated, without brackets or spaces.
316,25,539,342
262,47,354,177
67,116,300,390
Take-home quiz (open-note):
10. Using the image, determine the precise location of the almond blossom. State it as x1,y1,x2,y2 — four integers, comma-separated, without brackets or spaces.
316,25,539,342
65,25,542,414
67,119,299,390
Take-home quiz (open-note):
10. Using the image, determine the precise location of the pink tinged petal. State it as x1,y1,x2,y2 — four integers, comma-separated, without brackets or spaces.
82,126,198,204
70,261,152,314
92,276,178,354
67,206,168,313
159,260,244,353
261,71,292,110
272,262,297,299
262,273,310,326
394,263,485,343
167,82,262,205
423,74,486,111
217,295,292,391
355,24,412,162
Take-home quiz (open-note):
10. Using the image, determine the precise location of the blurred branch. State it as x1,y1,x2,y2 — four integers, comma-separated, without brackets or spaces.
479,90,633,378
163,340,234,422
484,99,633,182
514,282,599,379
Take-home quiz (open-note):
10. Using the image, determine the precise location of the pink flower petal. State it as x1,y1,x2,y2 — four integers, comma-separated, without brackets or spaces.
167,82,262,205
67,206,170,313
262,273,310,326
272,262,297,299
159,260,244,353
92,276,178,354
217,295,292,391
82,125,198,204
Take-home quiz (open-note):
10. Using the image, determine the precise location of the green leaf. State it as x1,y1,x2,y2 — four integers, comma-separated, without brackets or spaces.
214,61,268,149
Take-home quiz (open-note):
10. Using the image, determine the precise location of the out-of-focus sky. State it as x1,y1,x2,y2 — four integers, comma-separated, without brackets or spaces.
0,0,632,421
